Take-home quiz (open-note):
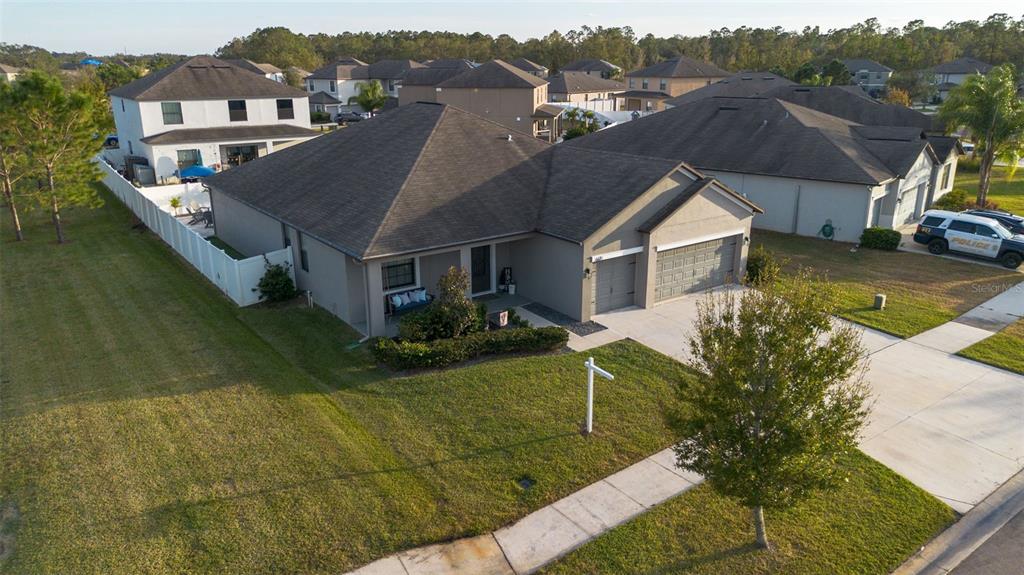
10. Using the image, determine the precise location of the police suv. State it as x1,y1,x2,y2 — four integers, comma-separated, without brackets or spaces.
913,210,1024,269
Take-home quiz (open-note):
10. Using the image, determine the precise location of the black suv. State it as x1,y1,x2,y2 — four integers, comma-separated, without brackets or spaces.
913,210,1024,269
963,209,1024,235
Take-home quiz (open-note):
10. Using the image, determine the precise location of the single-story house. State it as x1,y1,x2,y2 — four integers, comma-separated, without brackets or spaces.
205,102,762,337
569,95,945,243
309,91,343,118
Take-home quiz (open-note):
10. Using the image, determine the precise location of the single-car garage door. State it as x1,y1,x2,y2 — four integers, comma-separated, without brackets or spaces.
655,236,737,302
593,255,636,314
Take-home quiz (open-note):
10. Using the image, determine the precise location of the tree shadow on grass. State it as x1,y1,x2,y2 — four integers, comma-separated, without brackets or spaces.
642,542,763,574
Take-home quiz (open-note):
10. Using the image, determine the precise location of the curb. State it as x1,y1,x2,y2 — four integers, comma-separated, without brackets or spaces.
892,468,1024,575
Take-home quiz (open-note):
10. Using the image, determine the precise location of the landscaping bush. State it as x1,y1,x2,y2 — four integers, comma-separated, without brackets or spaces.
745,244,780,286
957,155,980,173
398,302,487,342
256,259,297,302
859,227,902,251
932,188,1000,211
372,326,568,370
310,111,331,123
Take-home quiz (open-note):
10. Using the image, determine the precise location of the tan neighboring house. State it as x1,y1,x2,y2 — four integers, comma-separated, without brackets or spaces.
0,63,21,83
624,56,730,112
561,59,621,79
434,60,563,142
398,59,476,106
510,57,548,77
547,71,624,108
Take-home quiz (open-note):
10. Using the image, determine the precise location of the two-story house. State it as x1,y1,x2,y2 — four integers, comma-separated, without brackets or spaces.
842,59,893,97
560,59,621,79
546,71,624,112
433,59,563,142
510,57,548,78
107,56,316,182
398,59,476,106
932,57,993,101
305,57,369,111
623,56,730,112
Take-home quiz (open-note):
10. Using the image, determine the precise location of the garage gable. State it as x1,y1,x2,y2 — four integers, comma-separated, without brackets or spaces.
639,177,761,241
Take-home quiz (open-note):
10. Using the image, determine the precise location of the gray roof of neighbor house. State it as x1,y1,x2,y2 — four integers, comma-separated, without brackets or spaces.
108,55,307,101
665,72,794,106
307,57,369,80
403,67,468,87
842,59,894,74
547,71,624,94
567,96,936,186
425,58,477,70
206,103,750,259
932,57,993,75
367,59,425,79
922,135,962,160
140,124,318,145
761,85,937,131
437,60,547,89
510,57,548,73
309,91,340,104
225,59,282,75
561,59,621,74
627,56,730,78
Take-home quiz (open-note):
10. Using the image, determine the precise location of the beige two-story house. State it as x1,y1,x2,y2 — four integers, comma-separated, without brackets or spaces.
624,56,730,112
434,60,563,142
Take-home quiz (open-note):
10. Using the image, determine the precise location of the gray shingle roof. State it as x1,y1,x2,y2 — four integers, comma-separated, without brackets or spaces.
510,58,548,73
367,59,425,79
307,58,369,80
437,60,547,89
140,124,318,145
932,57,993,75
627,56,730,79
547,71,624,94
309,91,340,104
425,58,477,70
761,85,937,131
225,59,282,75
108,56,307,101
561,59,620,74
206,103,716,259
842,59,894,74
567,96,934,185
402,67,467,87
666,72,794,107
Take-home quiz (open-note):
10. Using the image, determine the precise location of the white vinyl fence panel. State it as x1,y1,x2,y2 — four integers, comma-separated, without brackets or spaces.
98,159,293,306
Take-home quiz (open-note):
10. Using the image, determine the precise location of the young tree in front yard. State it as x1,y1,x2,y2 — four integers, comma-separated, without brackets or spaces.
12,71,104,243
349,80,388,117
0,82,28,240
939,64,1024,207
668,268,870,550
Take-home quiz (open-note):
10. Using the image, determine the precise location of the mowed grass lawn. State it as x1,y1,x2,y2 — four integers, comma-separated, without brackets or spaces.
955,165,1024,214
753,231,1020,337
959,319,1024,374
0,188,689,573
541,451,955,575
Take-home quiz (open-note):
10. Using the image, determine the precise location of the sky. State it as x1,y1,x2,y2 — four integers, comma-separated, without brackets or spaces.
0,0,1018,56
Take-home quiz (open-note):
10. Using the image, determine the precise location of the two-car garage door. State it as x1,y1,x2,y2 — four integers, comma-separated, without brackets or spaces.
654,236,737,303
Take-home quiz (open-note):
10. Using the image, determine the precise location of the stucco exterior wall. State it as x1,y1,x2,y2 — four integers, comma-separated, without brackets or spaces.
706,170,875,243
419,250,461,294
307,78,362,108
210,189,285,257
290,228,351,321
508,235,584,320
136,97,310,137
625,76,718,96
435,86,542,136
400,85,439,106
110,96,144,164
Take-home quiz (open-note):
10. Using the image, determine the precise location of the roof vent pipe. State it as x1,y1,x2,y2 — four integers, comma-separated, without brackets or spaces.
507,134,513,142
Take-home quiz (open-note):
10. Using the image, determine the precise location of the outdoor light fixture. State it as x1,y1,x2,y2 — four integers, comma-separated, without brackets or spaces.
584,267,591,279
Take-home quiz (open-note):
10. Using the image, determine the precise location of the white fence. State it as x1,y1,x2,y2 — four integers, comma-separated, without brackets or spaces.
98,159,294,306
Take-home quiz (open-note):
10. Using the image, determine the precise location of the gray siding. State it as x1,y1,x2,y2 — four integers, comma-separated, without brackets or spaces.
290,229,351,321
419,250,460,295
211,189,285,257
509,235,584,319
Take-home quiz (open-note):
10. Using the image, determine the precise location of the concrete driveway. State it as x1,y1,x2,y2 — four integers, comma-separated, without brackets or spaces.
594,290,1024,514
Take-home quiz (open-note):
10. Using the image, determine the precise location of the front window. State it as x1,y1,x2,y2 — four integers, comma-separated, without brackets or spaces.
329,80,336,92
176,149,199,170
986,223,1011,239
659,79,667,91
382,258,416,291
307,82,314,92
641,79,649,90
387,79,396,92
276,98,294,120
628,78,635,89
228,100,247,122
161,102,183,125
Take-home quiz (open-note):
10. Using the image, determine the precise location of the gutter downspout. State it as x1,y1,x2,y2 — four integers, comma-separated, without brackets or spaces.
792,184,802,234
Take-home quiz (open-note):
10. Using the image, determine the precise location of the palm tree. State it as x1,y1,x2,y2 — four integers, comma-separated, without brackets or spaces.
348,80,388,117
939,64,1024,207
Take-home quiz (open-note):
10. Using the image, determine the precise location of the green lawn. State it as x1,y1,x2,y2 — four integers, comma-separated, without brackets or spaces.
0,188,689,573
955,165,1024,214
959,319,1024,374
753,231,1020,337
541,450,956,575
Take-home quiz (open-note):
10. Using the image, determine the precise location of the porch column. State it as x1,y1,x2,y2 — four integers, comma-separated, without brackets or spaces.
459,247,472,296
365,259,386,337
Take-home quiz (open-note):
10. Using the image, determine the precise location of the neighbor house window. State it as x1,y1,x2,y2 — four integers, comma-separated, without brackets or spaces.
307,82,314,92
298,233,309,271
641,79,649,89
176,149,199,170
276,99,294,120
329,80,336,92
659,79,667,91
161,102,183,125
941,164,952,189
281,223,291,248
628,78,635,88
228,100,247,121
382,258,415,291
387,79,396,92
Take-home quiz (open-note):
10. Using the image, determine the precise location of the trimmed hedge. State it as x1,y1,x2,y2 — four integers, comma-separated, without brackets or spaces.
860,227,902,251
372,326,568,370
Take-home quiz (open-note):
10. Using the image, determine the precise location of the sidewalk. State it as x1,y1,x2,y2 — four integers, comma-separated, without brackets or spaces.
349,447,703,575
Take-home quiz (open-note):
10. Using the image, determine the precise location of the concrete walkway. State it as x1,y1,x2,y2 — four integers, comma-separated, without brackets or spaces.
348,448,703,575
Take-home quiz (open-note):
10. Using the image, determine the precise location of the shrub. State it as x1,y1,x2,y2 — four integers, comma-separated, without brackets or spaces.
371,326,568,370
859,227,902,251
746,245,781,286
957,156,980,173
310,111,331,123
932,188,1000,211
256,259,297,302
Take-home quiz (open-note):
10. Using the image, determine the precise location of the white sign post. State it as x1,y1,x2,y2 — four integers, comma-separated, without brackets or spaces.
584,356,614,435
